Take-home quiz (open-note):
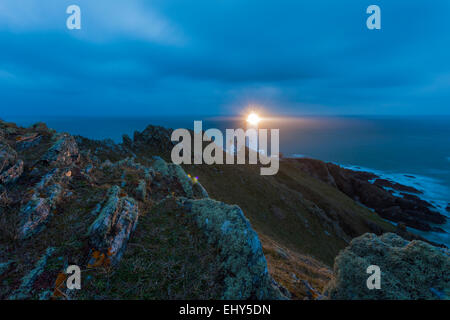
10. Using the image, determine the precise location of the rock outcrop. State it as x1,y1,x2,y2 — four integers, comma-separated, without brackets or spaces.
325,233,450,300
42,133,79,167
177,197,285,299
0,159,23,184
15,133,43,151
290,158,447,232
18,168,69,239
0,142,18,171
0,141,23,184
132,125,174,155
151,156,209,199
87,186,139,265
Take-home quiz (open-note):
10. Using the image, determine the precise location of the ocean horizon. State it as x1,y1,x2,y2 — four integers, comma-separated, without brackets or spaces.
5,115,450,185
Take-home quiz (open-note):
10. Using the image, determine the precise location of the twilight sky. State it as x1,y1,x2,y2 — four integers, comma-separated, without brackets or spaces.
1,0,449,117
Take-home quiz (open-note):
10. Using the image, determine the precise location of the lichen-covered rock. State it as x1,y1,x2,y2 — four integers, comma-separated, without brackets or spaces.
178,198,284,299
9,247,55,300
0,121,19,136
325,233,450,300
42,133,79,167
0,141,17,171
0,140,22,183
170,163,195,198
151,156,208,199
16,133,42,151
87,186,139,265
19,198,51,239
0,159,23,184
18,184,63,239
151,156,169,176
18,169,68,239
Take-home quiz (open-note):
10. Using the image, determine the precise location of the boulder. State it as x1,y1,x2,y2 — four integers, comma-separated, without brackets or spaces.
325,233,450,300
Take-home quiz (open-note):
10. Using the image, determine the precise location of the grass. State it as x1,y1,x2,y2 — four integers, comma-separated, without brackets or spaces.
183,160,394,267
261,234,332,299
78,200,224,299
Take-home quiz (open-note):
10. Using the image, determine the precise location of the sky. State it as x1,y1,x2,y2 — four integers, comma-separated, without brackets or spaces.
0,0,450,117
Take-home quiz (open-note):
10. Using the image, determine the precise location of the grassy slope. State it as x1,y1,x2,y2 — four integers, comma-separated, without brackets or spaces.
130,137,395,296
183,161,395,267
79,200,224,300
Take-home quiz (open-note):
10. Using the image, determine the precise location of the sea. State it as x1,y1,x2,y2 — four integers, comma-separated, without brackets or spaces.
5,115,450,246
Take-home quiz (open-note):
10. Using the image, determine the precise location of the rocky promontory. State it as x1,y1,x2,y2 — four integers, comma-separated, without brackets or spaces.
288,158,447,233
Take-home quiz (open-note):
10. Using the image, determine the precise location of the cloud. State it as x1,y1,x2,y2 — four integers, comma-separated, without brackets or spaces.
0,0,449,116
0,0,185,45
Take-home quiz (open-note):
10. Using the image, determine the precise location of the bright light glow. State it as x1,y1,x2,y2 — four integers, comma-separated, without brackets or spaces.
246,112,261,126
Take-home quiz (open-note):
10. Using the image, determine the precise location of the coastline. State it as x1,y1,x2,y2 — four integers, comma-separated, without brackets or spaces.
287,153,449,246
340,164,450,246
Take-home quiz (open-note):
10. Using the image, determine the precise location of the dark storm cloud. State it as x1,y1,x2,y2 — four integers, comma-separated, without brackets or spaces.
0,0,449,116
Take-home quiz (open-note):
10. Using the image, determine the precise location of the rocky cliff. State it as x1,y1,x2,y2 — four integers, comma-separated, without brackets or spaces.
286,158,447,235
